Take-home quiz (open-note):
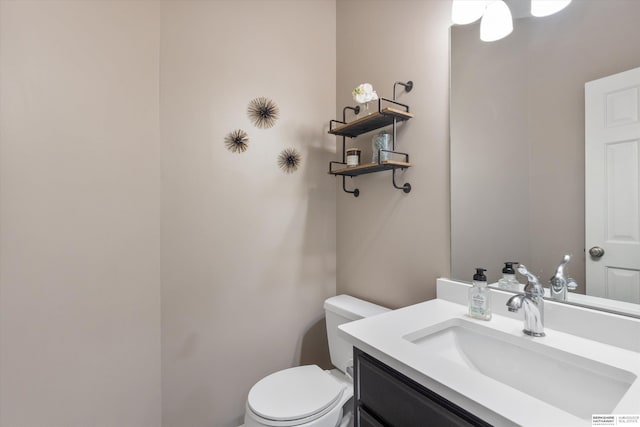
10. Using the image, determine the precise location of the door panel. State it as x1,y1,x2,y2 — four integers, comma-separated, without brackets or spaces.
585,67,640,302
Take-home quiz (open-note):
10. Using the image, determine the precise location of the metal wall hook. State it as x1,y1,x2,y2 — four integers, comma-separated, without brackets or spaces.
392,169,411,193
342,105,360,122
343,176,359,197
393,80,414,100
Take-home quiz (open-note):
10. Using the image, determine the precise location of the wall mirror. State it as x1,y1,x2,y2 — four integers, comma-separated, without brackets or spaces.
450,0,640,317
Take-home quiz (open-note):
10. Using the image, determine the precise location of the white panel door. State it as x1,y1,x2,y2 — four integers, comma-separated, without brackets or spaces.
585,67,640,303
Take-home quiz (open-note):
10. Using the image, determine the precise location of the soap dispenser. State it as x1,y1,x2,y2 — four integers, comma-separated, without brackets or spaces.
468,268,492,320
498,262,520,291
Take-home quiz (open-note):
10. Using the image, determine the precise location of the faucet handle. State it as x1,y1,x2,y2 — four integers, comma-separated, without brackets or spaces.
517,264,538,285
550,254,571,282
518,264,544,296
567,278,578,291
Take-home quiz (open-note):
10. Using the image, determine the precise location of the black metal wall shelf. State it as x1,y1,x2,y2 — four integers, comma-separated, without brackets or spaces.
328,80,413,197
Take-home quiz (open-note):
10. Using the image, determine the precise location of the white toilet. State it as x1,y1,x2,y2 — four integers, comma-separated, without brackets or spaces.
243,295,389,427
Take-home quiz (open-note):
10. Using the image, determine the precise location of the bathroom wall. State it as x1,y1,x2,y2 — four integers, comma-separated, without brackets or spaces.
159,1,336,426
1,1,334,425
0,0,447,425
335,0,452,308
0,1,161,426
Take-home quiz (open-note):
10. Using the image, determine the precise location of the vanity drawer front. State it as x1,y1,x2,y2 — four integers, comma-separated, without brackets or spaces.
354,348,491,427
357,407,385,427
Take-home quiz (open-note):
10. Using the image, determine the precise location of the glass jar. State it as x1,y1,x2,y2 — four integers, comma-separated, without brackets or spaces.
372,131,392,163
346,148,361,167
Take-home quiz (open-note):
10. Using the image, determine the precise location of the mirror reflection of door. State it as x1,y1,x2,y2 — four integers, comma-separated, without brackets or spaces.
585,67,640,303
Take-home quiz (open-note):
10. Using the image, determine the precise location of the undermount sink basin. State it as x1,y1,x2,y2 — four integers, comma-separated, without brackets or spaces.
403,318,636,420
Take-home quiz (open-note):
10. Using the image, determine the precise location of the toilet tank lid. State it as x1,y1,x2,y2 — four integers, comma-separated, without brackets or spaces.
324,295,389,321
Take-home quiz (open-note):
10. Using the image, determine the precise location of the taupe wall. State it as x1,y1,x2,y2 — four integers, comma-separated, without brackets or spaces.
1,1,335,426
0,1,161,426
335,0,451,308
0,0,455,425
160,1,336,426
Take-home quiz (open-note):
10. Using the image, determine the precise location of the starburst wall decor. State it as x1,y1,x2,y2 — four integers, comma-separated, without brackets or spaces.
247,97,279,129
278,148,301,174
224,129,250,153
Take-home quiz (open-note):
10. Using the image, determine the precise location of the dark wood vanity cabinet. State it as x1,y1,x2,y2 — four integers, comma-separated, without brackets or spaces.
353,348,492,427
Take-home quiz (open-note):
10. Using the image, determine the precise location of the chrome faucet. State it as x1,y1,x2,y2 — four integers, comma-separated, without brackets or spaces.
506,264,545,337
549,254,578,301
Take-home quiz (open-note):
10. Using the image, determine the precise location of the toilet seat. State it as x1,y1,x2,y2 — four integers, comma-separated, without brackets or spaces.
247,365,347,426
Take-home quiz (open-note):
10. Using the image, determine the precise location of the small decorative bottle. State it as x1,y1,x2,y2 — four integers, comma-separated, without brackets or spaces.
468,268,492,320
498,262,520,291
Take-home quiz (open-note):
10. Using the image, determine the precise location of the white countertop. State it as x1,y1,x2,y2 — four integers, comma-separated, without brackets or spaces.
339,298,640,427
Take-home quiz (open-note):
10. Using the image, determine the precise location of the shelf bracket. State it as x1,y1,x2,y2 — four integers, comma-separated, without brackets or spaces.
390,83,410,195
393,80,413,100
342,176,360,197
392,169,411,194
343,105,360,122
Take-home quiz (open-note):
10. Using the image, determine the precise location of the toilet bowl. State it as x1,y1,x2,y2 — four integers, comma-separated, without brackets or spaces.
244,366,353,427
243,295,389,427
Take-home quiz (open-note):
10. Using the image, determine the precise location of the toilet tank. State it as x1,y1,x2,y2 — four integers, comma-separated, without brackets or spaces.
324,295,389,373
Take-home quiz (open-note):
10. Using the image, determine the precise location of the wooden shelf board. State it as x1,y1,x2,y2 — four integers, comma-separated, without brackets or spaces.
329,160,412,177
329,107,414,137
